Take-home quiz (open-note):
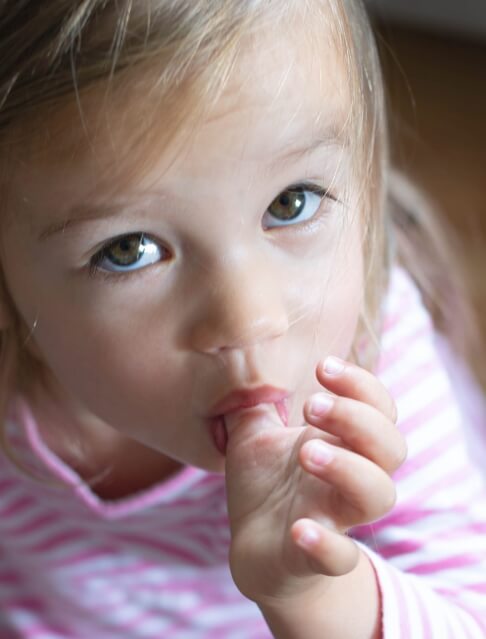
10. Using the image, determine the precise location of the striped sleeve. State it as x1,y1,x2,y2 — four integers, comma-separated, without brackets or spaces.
351,268,486,638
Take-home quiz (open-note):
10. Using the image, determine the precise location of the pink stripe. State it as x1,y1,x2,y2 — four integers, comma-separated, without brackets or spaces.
3,597,44,612
114,532,208,565
462,608,486,632
466,583,486,594
367,479,473,537
415,584,434,638
209,621,268,639
397,393,452,437
151,492,225,511
376,518,486,560
435,583,486,599
428,587,469,639
13,623,72,639
378,325,430,371
190,615,268,639
378,538,424,559
19,399,215,519
105,609,161,633
0,494,35,518
0,477,17,493
50,546,115,569
352,513,425,539
0,571,21,585
386,281,425,309
387,567,412,637
76,559,155,583
388,359,438,400
5,511,61,537
430,520,486,539
379,287,418,332
408,553,480,576
25,529,86,554
397,463,478,514
440,603,486,634
395,430,462,481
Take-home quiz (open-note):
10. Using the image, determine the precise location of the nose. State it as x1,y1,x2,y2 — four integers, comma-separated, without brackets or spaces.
187,253,289,354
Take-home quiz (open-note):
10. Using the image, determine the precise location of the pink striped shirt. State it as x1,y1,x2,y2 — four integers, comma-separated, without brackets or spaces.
1,267,485,638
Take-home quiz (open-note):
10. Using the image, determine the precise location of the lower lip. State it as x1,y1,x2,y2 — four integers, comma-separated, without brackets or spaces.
209,399,288,455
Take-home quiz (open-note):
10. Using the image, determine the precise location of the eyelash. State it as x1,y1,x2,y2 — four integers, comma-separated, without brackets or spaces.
87,181,336,281
266,181,336,228
87,234,166,282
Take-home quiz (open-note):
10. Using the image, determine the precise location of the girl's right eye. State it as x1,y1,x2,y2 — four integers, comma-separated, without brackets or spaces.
90,233,168,275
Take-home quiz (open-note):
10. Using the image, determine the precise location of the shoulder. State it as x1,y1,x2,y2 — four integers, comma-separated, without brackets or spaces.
376,267,486,478
379,266,432,351
377,266,436,381
377,266,454,425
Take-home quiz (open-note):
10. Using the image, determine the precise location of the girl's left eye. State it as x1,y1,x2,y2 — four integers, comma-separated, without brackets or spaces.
90,233,167,274
263,184,332,229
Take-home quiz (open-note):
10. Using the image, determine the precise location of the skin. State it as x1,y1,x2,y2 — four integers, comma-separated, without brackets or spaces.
0,21,406,639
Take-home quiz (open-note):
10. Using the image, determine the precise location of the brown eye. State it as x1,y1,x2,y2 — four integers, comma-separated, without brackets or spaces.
268,187,306,221
263,184,328,229
107,234,146,266
91,233,165,273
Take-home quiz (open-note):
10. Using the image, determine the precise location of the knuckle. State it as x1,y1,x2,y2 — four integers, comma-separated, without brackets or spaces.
389,398,398,424
367,474,396,520
382,480,397,514
352,375,370,400
397,436,408,466
389,435,408,472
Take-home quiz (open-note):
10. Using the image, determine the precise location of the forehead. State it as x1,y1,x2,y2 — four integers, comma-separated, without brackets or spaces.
202,22,349,143
6,16,351,215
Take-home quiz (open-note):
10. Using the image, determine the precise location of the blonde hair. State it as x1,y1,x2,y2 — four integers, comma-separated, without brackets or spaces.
0,0,389,453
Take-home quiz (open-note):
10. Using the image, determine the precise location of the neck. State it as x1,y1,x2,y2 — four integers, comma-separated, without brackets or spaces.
27,382,182,500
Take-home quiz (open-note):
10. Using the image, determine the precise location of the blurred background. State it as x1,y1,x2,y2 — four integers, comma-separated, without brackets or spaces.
365,0,486,386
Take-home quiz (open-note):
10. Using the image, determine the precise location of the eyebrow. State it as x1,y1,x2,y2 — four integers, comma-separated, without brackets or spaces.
38,131,344,242
38,202,137,242
272,128,344,166
265,140,344,182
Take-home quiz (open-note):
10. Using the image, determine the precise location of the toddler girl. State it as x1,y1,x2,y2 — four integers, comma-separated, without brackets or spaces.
0,1,485,637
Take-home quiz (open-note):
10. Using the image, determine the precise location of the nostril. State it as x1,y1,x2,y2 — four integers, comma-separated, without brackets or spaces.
187,262,289,354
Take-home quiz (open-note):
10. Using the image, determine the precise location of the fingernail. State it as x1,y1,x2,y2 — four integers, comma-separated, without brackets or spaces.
309,394,333,417
307,440,334,467
324,356,345,375
297,526,320,548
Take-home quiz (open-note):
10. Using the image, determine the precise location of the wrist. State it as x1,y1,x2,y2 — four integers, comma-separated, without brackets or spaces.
256,550,382,639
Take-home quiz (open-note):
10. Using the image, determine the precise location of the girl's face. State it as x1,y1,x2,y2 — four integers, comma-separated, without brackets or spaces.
1,26,364,473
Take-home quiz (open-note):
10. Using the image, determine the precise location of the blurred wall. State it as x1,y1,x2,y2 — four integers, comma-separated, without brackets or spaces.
366,0,486,40
369,17,486,385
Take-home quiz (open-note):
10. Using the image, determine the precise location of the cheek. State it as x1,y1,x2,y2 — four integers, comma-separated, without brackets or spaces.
19,280,185,423
283,235,363,427
292,228,364,357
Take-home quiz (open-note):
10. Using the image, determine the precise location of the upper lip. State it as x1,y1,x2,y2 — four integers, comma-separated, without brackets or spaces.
209,385,289,418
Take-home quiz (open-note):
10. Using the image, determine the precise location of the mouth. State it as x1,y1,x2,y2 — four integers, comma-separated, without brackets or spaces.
208,387,289,455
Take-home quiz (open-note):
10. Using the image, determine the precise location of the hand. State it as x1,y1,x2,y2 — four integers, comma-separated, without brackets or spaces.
224,357,407,605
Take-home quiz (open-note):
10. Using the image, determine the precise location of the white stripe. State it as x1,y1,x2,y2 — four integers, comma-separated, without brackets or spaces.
381,303,428,348
379,340,436,388
404,408,459,458
395,371,451,423
397,447,470,502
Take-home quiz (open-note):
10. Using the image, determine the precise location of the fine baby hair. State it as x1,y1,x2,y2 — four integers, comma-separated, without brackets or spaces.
0,0,474,451
0,0,387,402
0,1,485,638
